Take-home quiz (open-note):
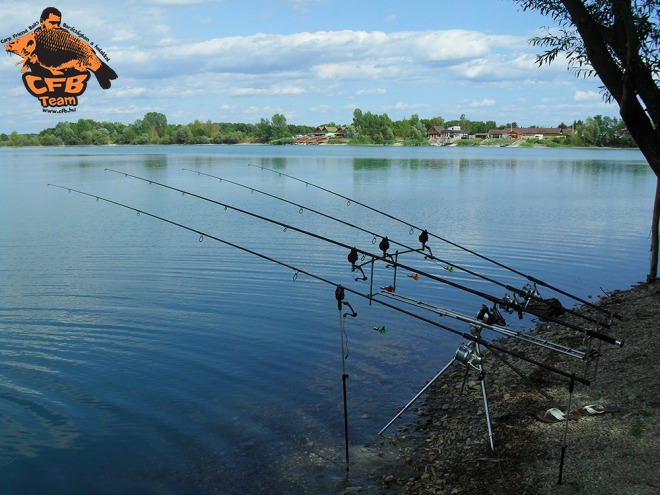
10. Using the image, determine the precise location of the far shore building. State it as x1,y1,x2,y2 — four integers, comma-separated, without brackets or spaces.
487,127,574,140
312,126,347,138
293,125,348,144
427,126,468,145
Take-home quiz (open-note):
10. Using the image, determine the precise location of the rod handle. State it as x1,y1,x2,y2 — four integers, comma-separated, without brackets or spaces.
587,329,624,348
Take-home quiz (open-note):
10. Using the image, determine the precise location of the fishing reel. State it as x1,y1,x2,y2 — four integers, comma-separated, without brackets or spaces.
455,343,485,381
497,283,542,319
469,304,505,338
455,343,482,368
498,293,526,319
476,304,506,326
522,283,542,300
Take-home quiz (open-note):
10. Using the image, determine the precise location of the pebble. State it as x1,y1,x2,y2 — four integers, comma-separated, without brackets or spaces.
366,283,658,495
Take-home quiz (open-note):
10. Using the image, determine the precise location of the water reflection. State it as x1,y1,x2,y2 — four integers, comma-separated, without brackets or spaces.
2,390,80,458
256,156,287,169
353,158,391,170
569,159,649,176
142,155,168,169
0,145,653,495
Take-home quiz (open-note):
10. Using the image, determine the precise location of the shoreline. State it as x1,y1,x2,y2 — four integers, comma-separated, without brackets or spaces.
350,281,659,494
0,141,641,151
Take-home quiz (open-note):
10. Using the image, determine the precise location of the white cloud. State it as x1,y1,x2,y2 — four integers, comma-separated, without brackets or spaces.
574,90,601,101
355,88,387,96
0,3,621,132
310,104,331,113
110,29,139,43
313,62,397,80
469,98,497,108
451,54,541,82
229,86,306,97
286,0,328,13
144,0,216,4
392,101,426,110
112,87,149,97
112,29,528,81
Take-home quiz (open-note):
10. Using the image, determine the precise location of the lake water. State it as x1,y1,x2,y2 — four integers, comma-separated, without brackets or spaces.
0,145,653,494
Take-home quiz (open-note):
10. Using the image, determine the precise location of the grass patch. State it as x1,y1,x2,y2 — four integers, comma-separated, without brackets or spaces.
269,137,295,145
631,418,645,438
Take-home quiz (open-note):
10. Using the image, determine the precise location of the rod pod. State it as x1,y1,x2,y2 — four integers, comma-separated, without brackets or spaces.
379,339,495,451
50,183,598,483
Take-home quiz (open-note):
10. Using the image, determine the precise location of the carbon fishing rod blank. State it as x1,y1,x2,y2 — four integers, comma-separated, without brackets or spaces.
51,182,598,480
186,167,615,331
48,182,592,385
105,168,624,348
376,289,590,361
249,164,623,323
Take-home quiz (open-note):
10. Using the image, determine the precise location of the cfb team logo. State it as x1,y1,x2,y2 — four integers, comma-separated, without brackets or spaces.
4,7,117,111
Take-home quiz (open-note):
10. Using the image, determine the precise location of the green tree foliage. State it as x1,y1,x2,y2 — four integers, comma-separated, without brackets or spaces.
142,112,168,139
513,0,660,280
421,116,445,129
351,108,395,144
578,115,635,147
270,113,288,140
0,110,636,148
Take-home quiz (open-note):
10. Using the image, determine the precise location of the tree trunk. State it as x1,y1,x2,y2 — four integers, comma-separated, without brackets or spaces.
649,177,660,283
560,0,660,176
559,0,660,281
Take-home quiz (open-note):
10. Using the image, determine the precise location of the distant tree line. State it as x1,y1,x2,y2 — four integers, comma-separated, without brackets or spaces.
0,109,636,148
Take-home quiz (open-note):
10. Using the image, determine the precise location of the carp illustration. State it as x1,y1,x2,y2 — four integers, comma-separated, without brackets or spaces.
5,27,117,89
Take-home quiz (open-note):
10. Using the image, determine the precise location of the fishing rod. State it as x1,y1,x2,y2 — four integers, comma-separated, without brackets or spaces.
105,169,623,347
182,168,610,330
187,165,587,358
46,182,591,387
50,184,595,476
375,289,587,360
249,164,623,322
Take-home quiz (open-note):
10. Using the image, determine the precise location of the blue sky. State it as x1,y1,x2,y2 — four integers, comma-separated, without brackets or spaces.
0,0,619,134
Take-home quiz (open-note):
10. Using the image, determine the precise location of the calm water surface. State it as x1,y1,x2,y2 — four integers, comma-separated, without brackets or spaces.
0,145,653,493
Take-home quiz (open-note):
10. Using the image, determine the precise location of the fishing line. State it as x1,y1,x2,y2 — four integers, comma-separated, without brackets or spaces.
47,182,592,385
105,169,622,347
249,164,622,322
183,168,610,330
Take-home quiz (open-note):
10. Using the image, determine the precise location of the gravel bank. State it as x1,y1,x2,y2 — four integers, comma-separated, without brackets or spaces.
351,281,659,494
